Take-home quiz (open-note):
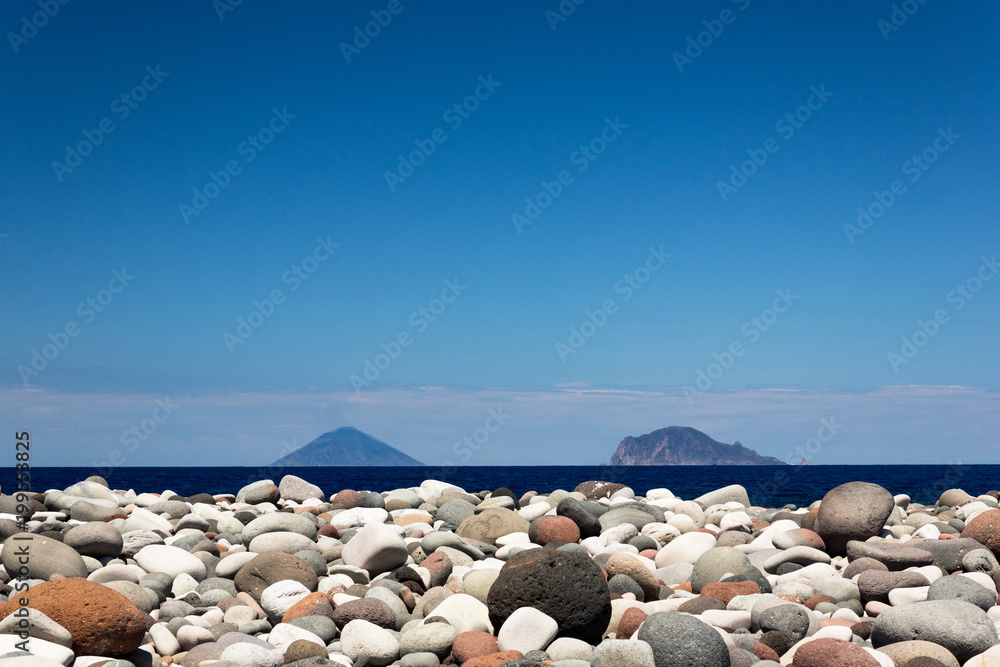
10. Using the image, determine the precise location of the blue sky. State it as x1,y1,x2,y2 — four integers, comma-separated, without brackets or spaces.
1,1,998,467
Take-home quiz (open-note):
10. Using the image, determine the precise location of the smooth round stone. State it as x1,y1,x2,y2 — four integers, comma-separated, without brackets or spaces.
234,552,319,600
605,552,659,601
927,574,997,611
134,544,207,580
655,532,717,568
939,489,975,507
819,578,860,602
436,499,477,531
63,522,124,558
815,482,895,556
332,598,396,630
398,621,458,659
236,480,280,505
69,499,121,522
695,485,751,508
1,533,88,580
342,522,408,575
0,608,72,647
792,638,881,667
278,475,324,503
874,639,960,667
858,570,931,604
887,585,929,606
497,607,558,654
241,513,317,545
103,580,155,614
871,599,1000,663
772,528,825,551
597,506,657,533
64,481,120,503
429,594,493,634
248,531,318,554
963,548,1000,574
86,563,141,584
846,541,936,570
965,644,1000,667
123,507,173,533
915,537,995,572
702,609,751,632
330,507,389,527
638,611,730,667
763,546,830,572
120,530,165,558
691,547,752,593
421,531,484,559
461,568,499,604
340,618,400,666
546,637,593,661
216,552,259,578
219,642,282,667
259,580,311,619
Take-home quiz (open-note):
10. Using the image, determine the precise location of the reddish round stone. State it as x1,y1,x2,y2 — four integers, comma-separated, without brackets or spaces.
0,578,146,656
422,550,453,588
317,524,340,538
451,630,498,664
333,489,360,509
463,650,525,667
700,580,760,604
617,607,647,639
752,642,781,662
529,515,581,545
962,509,1000,557
804,594,838,610
282,591,335,623
792,638,880,666
779,528,826,550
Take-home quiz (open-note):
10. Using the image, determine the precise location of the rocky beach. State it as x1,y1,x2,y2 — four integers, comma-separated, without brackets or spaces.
2,476,1000,667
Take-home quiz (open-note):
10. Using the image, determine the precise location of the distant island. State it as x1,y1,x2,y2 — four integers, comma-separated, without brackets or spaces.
271,426,425,466
610,426,787,465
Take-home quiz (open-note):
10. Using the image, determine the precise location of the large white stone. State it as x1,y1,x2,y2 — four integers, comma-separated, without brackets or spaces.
340,619,400,666
654,531,716,568
260,580,311,619
341,522,408,575
134,544,206,579
219,642,283,667
123,507,174,533
427,593,493,633
497,607,558,653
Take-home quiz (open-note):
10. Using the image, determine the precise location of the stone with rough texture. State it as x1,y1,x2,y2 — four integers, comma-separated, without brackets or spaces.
758,604,810,645
398,621,458,659
962,510,1000,559
241,513,317,545
63,522,124,558
0,578,146,656
219,642,283,667
592,639,656,667
695,484,751,508
451,630,498,664
791,638,881,666
234,552,318,600
638,611,730,667
815,482,895,556
926,574,997,611
488,550,611,644
858,570,931,604
871,599,999,663
529,515,581,545
332,597,397,629
873,640,960,667
457,507,530,545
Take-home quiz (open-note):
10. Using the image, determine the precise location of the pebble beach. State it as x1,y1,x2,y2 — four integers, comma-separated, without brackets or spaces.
3,476,1000,667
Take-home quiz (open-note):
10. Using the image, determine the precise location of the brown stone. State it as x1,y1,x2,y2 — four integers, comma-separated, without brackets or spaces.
529,515,581,545
804,594,838,610
752,642,781,662
0,578,146,656
282,591,335,623
791,637,880,666
617,607,646,639
842,557,888,580
451,630,498,664
962,509,1000,557
284,638,327,662
574,481,626,500
317,524,340,539
234,552,318,601
858,570,930,604
605,553,659,601
462,649,525,667
778,528,826,550
422,550,453,588
333,489,360,509
701,580,761,604
331,597,395,629
677,596,728,614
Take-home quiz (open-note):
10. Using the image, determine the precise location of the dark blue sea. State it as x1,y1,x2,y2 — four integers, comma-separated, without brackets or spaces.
0,465,986,507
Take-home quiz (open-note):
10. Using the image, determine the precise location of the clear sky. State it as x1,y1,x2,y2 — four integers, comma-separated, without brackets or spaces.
2,1,998,468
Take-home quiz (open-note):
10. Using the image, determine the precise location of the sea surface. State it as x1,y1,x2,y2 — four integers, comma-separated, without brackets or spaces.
0,464,986,507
